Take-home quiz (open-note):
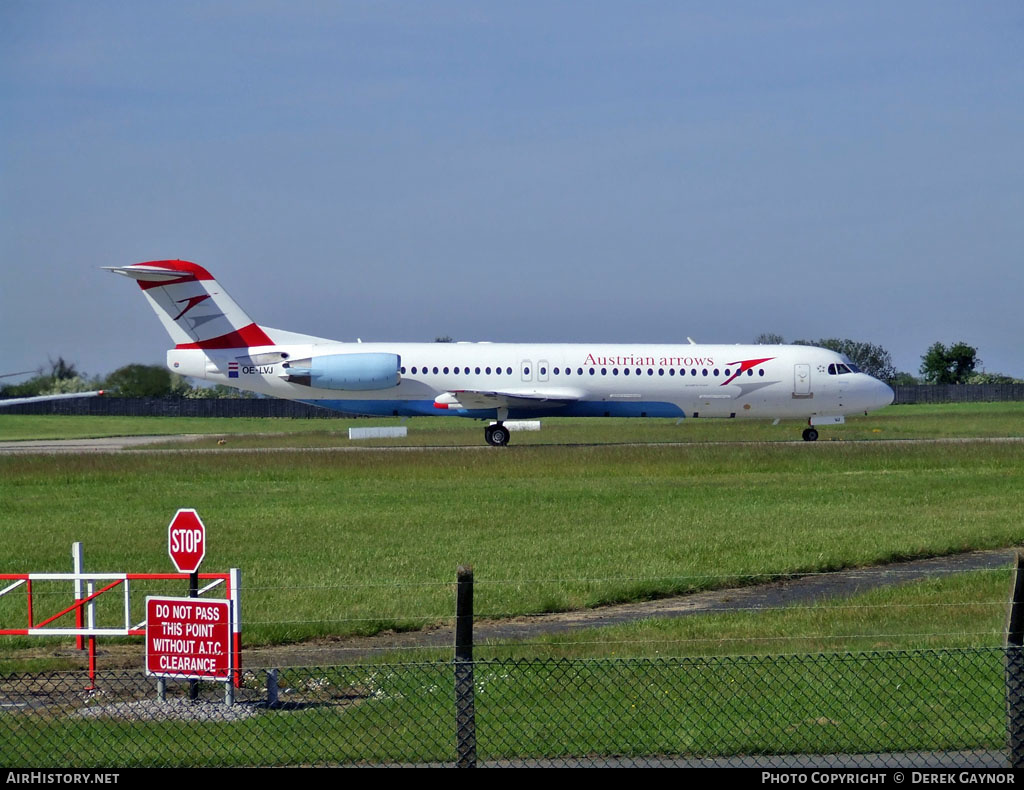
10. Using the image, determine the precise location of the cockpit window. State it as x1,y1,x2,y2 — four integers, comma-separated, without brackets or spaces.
827,363,853,375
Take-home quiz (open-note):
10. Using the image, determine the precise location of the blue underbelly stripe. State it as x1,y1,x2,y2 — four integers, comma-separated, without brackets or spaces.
298,399,686,419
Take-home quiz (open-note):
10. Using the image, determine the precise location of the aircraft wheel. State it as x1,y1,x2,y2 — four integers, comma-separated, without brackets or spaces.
802,428,819,442
486,424,510,447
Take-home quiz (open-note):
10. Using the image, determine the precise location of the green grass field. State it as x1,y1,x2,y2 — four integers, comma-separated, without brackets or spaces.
2,403,1022,661
1,405,1021,765
336,567,1010,665
3,402,1024,445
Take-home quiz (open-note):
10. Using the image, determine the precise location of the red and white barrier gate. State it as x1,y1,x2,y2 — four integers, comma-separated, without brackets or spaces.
0,543,241,689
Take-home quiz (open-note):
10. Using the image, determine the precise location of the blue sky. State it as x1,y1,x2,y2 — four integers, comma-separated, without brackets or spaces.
3,2,1022,381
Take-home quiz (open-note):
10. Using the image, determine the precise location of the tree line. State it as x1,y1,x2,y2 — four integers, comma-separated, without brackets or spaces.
0,359,256,399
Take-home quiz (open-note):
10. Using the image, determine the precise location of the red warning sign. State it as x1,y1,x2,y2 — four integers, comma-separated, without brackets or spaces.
145,597,231,680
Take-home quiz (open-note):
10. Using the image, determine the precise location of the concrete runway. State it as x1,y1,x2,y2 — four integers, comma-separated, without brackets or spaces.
0,434,208,453
2,434,1023,454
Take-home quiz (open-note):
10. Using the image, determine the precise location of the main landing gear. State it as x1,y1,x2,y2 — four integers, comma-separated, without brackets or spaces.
485,422,510,447
802,427,819,442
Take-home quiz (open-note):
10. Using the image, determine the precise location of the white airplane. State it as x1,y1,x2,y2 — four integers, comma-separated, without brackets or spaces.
106,260,894,445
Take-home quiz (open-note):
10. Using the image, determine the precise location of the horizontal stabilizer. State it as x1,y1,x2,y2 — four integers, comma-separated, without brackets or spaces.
103,265,200,283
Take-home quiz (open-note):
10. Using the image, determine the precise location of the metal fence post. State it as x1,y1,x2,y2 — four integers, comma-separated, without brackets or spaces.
72,542,84,651
267,668,279,709
455,565,476,768
1006,551,1024,768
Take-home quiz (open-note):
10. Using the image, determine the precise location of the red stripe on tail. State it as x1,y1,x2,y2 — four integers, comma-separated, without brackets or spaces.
175,323,274,350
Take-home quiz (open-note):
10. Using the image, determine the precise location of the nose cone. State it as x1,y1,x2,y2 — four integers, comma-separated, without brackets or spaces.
867,377,895,411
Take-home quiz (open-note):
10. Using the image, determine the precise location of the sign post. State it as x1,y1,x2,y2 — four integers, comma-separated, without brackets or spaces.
167,508,208,701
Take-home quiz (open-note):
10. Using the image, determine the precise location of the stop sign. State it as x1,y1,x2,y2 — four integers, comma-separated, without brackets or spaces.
168,509,206,573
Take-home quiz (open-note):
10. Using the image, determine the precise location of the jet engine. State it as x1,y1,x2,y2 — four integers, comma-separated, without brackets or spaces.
282,353,401,391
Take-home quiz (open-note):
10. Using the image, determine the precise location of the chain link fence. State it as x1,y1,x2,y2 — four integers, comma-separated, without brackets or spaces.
0,649,1013,768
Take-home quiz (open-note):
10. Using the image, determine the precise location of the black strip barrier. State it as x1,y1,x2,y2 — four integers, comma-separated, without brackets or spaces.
3,384,1024,418
0,397,355,418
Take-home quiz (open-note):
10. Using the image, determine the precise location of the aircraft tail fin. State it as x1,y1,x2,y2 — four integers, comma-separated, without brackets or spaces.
105,260,276,349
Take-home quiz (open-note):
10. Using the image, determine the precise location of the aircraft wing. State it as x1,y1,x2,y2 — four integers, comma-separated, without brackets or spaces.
434,387,584,412
0,391,105,408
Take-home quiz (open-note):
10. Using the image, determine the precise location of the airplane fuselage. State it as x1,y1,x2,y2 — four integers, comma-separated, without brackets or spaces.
168,341,893,422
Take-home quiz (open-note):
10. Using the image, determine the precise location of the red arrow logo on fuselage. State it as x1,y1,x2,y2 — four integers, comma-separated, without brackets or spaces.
722,357,775,386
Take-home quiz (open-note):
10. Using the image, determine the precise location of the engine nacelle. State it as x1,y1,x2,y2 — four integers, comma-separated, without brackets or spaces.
283,353,401,391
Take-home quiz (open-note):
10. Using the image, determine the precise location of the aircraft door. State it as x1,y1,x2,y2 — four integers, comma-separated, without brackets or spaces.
520,360,533,382
793,364,812,398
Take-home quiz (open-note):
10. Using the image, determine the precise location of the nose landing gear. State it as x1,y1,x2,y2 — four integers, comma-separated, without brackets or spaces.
802,427,819,442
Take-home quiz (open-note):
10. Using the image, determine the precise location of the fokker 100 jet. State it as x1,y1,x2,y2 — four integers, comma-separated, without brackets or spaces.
106,260,894,446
